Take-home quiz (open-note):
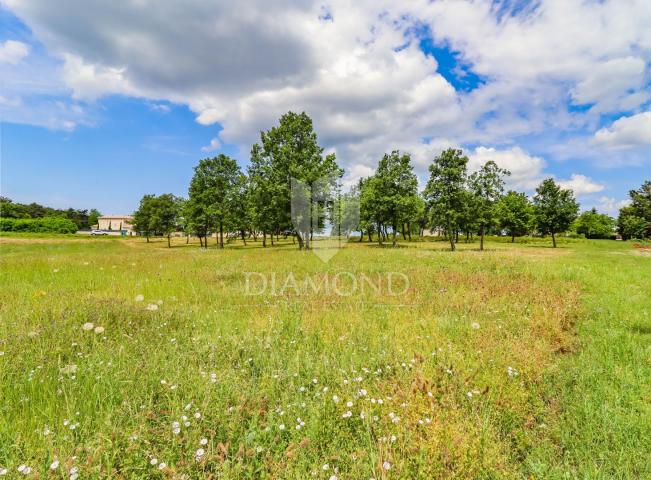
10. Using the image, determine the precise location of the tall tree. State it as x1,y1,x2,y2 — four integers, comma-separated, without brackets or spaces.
468,160,510,250
150,194,181,247
424,148,469,251
251,111,342,249
496,191,534,242
372,151,419,247
533,178,579,247
133,194,157,242
188,154,242,248
617,180,651,239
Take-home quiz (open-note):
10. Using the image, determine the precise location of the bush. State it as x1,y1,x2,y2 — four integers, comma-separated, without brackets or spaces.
0,217,78,234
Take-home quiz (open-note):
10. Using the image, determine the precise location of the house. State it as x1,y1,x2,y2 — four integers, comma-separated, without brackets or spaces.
96,215,135,235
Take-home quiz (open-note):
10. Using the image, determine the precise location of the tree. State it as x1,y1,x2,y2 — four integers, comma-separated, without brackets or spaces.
468,160,510,250
424,148,469,251
533,178,579,247
188,154,242,248
88,209,101,228
150,194,181,247
371,151,419,247
133,194,157,242
617,206,649,240
618,180,651,239
574,208,615,239
251,111,342,250
496,191,534,242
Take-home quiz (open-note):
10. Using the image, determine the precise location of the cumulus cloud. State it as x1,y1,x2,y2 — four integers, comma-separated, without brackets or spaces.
468,146,547,191
558,174,605,196
596,196,631,216
594,111,651,148
201,138,222,153
2,0,651,174
0,40,30,64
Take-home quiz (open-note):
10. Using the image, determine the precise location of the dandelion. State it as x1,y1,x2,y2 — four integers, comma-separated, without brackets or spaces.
329,476,338,480
383,461,391,470
471,322,480,329
332,395,339,403
158,463,167,470
279,424,285,430
358,388,367,397
322,464,329,470
195,448,205,461
210,373,217,383
172,421,181,434
346,401,353,407
342,411,352,418
200,438,208,445
135,294,144,302
82,322,94,331
150,458,158,465
194,412,201,419
49,460,60,470
94,326,105,334
146,304,159,311
391,435,397,442
17,465,31,475
0,468,6,475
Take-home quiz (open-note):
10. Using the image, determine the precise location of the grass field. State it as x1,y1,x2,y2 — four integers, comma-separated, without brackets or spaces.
0,235,649,479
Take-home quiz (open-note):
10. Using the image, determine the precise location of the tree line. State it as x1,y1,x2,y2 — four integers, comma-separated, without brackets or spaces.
0,197,101,231
132,111,651,249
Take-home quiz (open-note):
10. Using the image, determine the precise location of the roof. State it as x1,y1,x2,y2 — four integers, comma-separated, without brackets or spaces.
98,215,134,220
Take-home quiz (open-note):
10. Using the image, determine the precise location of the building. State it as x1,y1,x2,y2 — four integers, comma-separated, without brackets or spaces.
96,215,135,235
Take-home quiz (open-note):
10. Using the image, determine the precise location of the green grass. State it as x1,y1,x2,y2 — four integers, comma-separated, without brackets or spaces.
0,235,648,478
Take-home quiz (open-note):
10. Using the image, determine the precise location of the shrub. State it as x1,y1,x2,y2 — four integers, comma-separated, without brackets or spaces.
0,216,78,234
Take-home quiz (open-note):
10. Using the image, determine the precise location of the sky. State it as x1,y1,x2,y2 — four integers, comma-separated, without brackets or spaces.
1,0,650,216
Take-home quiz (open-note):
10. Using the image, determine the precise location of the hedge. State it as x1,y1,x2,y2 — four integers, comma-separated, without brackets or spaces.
0,217,78,234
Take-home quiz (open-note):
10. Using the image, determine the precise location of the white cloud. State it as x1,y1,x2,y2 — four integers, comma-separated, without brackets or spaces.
558,174,605,196
596,196,631,216
468,146,547,191
2,0,650,172
0,40,30,64
594,111,651,148
201,138,222,153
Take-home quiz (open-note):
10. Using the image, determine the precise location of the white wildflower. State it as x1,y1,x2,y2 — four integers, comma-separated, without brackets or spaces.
82,322,94,331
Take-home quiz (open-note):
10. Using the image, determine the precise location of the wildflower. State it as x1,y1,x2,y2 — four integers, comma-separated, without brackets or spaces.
279,424,285,430
312,378,318,384
332,395,339,403
194,412,201,419
135,294,144,302
383,461,391,470
94,326,105,334
322,464,329,470
172,421,181,434
210,373,217,383
17,465,31,475
53,268,59,273
471,322,480,329
358,388,367,397
342,411,352,418
146,304,159,311
0,468,6,475
150,458,158,465
390,435,397,442
195,448,205,460
200,438,208,445
82,322,94,331
158,463,167,469
346,401,353,407
329,476,338,480
50,460,60,470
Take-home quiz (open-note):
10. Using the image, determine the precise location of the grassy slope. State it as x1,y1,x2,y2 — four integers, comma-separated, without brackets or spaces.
0,236,648,478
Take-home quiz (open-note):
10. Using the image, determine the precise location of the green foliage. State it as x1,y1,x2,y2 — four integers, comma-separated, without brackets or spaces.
573,208,615,239
533,178,579,247
617,180,651,239
468,160,510,249
424,148,469,251
0,197,100,229
496,191,534,241
132,194,157,240
0,216,78,233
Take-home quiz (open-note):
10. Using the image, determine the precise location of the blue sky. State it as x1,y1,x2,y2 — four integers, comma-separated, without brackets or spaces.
1,1,650,215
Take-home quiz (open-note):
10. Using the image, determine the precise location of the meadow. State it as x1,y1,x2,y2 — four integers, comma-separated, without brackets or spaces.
0,235,649,479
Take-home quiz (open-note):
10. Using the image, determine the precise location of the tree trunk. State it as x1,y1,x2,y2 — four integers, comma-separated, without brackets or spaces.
377,222,383,245
392,222,398,247
407,222,412,241
401,223,406,240
146,234,150,243
511,233,515,243
359,230,364,242
552,232,557,248
241,230,247,246
448,224,456,251
186,234,189,244
263,231,267,248
368,230,372,242
219,221,224,248
295,232,304,250
167,234,171,248
480,225,485,251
